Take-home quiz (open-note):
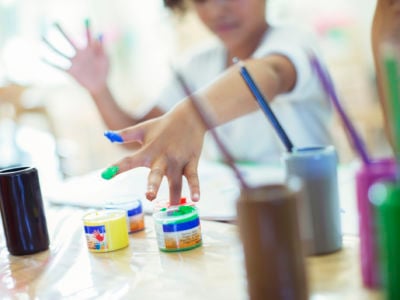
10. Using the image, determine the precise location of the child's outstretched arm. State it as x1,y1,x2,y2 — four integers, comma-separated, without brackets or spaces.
101,54,296,205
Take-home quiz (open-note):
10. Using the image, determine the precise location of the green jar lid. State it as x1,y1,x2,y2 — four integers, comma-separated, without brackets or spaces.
153,205,198,224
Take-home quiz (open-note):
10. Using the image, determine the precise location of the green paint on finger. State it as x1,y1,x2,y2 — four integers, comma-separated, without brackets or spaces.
101,166,119,180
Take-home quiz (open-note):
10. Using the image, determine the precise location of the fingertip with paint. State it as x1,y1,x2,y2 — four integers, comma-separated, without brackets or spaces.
104,131,124,143
146,185,156,200
101,166,119,180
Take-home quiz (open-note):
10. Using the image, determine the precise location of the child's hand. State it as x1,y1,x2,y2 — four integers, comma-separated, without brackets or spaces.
101,101,206,206
42,20,110,95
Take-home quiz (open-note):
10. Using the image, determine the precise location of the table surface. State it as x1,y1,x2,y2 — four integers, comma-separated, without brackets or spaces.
0,204,383,300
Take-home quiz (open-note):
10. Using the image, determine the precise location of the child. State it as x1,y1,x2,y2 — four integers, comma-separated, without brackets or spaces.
44,0,334,205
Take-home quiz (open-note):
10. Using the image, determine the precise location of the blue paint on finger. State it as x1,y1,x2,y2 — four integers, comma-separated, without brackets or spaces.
104,131,124,143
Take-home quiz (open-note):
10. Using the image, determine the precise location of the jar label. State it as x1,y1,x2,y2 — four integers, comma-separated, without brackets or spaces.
155,218,202,250
84,225,108,251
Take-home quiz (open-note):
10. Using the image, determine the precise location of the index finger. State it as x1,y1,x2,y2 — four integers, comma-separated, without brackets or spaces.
104,123,147,144
166,165,184,206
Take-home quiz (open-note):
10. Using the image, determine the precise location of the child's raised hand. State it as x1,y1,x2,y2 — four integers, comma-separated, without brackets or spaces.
42,20,110,95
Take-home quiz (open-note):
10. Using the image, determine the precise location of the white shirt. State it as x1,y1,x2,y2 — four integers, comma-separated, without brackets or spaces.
156,25,333,163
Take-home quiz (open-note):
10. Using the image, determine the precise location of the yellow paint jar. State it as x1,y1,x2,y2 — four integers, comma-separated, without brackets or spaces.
82,209,129,252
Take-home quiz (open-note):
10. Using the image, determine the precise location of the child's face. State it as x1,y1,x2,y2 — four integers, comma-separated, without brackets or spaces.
192,0,267,50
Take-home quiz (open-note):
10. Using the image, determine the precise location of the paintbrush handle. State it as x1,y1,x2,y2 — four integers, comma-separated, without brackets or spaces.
310,55,371,165
174,71,249,190
238,64,294,152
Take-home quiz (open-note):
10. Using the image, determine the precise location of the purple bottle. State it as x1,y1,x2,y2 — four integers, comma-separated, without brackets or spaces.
355,157,397,288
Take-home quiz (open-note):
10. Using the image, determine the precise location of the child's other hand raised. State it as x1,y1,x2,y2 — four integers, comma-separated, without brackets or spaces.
42,19,110,95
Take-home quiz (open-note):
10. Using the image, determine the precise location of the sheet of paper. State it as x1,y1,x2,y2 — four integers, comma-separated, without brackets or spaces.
43,159,359,234
43,160,285,221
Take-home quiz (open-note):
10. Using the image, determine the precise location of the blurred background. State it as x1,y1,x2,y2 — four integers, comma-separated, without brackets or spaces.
0,0,391,181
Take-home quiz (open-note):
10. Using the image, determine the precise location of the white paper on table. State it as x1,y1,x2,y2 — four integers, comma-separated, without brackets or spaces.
43,160,285,221
43,158,359,234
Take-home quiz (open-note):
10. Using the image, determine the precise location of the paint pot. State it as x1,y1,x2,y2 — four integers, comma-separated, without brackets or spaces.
82,209,129,253
236,180,308,300
153,205,202,252
105,197,145,233
355,157,396,288
282,145,342,255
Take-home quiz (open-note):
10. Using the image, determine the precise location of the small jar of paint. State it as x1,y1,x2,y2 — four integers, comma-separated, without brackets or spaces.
105,197,145,233
82,209,129,253
153,205,202,252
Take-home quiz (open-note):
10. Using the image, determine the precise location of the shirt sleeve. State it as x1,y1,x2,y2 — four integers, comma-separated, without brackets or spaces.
252,26,324,102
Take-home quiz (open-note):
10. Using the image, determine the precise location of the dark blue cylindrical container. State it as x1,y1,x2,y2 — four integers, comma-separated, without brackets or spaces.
0,166,49,255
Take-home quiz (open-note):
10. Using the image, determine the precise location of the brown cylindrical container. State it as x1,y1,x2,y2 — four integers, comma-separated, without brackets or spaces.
236,182,308,300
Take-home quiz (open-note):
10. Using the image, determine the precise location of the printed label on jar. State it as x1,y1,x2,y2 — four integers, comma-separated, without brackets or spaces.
128,213,145,233
84,225,108,251
155,218,202,250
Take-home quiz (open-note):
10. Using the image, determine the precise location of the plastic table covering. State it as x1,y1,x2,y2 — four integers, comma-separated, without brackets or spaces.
0,205,383,300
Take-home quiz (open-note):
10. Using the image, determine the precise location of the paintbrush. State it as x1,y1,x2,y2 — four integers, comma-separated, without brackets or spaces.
233,58,295,153
309,53,371,165
172,68,249,190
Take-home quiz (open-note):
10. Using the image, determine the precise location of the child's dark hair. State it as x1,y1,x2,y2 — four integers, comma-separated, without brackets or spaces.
163,0,187,14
